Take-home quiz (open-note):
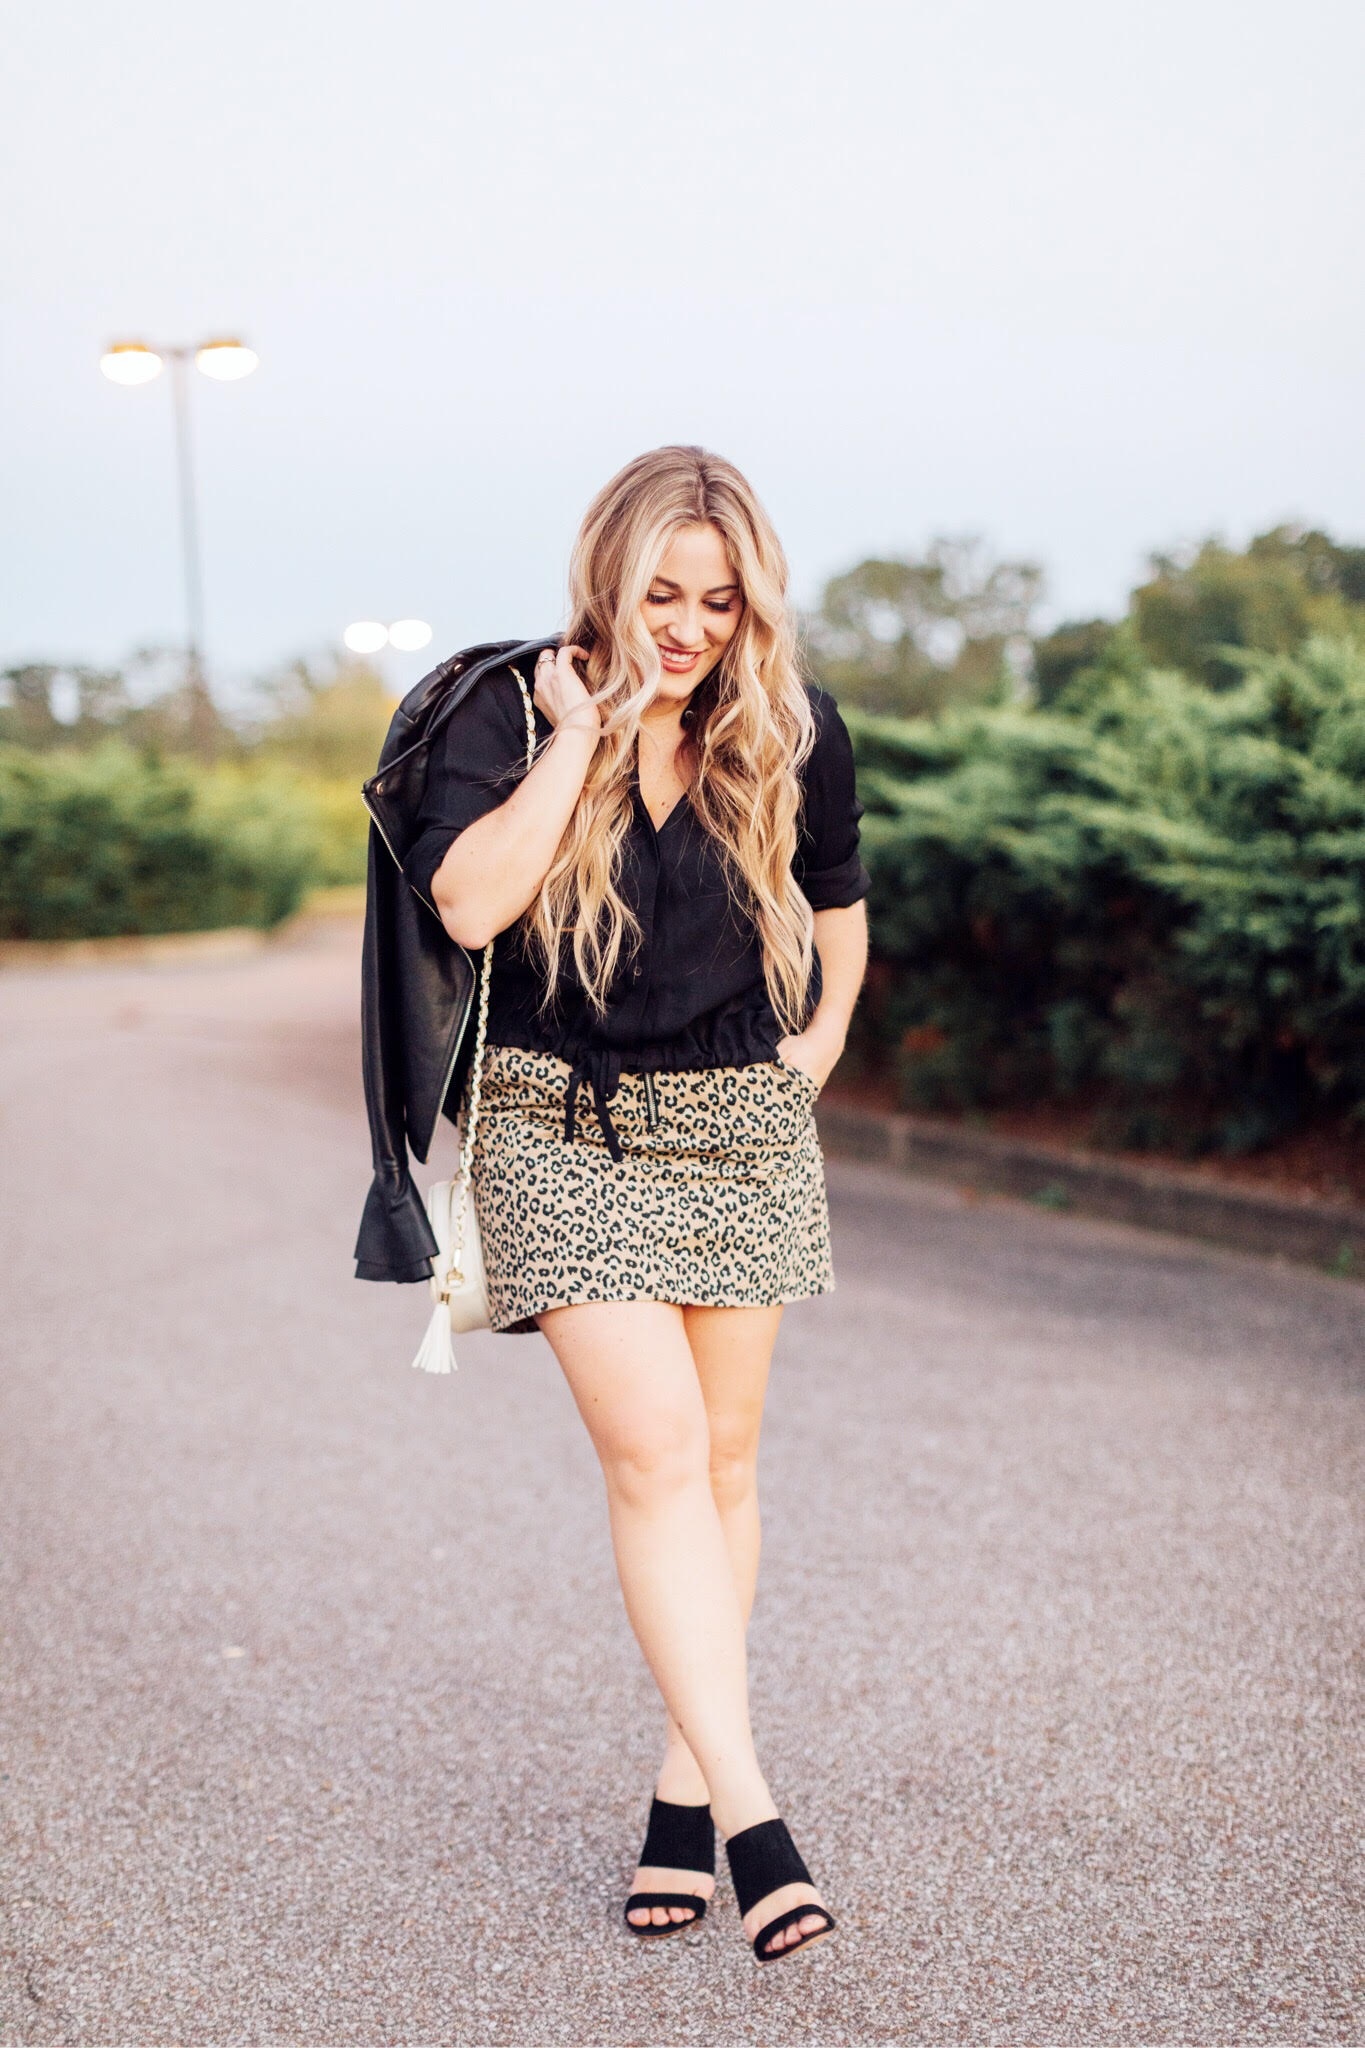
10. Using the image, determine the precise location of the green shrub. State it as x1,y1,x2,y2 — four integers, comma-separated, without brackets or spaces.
277,774,369,886
849,637,1365,1151
0,746,321,941
251,660,396,783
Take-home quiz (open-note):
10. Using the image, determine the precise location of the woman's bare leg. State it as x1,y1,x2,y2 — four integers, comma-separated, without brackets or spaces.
540,1300,771,1826
652,1302,780,1807
538,1298,826,1948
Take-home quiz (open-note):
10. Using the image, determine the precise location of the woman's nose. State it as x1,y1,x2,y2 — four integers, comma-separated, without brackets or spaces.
673,603,706,648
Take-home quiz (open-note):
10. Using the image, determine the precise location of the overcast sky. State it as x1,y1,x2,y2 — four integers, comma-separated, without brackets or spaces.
3,0,1361,696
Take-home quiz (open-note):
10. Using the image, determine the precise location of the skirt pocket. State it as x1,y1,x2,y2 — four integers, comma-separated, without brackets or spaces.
772,1053,821,1098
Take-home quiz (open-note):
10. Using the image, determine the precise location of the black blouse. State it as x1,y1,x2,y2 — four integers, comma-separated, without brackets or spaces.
403,664,869,1159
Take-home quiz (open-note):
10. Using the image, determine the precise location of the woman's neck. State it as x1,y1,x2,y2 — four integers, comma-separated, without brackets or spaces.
638,697,689,751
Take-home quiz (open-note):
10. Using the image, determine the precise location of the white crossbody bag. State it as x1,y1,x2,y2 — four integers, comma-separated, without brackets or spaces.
410,665,537,1374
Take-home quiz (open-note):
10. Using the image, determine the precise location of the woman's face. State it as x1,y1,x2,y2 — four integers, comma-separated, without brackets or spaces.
641,522,744,710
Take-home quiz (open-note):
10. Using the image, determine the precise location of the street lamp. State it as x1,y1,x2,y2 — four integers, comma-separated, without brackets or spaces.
343,619,433,655
99,337,259,741
388,619,433,652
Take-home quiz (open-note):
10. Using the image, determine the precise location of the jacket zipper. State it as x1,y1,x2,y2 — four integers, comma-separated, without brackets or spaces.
643,1069,659,1129
425,973,475,1157
360,788,403,875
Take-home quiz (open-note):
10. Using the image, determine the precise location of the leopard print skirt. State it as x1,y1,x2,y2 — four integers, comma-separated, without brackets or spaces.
469,1045,835,1334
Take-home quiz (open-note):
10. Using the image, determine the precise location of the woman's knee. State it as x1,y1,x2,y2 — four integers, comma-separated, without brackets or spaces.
600,1407,711,1510
708,1437,760,1514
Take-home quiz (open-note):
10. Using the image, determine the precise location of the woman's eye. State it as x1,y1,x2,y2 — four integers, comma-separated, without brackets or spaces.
705,600,736,613
646,592,670,606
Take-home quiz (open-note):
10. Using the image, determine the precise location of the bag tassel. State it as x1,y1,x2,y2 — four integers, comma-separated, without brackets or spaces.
411,1287,458,1374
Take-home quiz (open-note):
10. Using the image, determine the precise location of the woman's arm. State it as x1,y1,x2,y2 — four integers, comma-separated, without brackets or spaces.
777,901,869,1087
431,646,599,950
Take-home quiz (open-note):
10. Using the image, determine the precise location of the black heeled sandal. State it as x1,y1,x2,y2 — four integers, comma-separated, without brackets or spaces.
623,1797,715,1938
726,1817,837,1964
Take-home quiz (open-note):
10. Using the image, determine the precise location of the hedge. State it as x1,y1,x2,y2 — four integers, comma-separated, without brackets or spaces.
846,636,1365,1152
0,747,327,940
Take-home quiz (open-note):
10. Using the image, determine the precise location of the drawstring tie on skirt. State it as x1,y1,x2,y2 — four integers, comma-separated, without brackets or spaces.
563,1047,626,1162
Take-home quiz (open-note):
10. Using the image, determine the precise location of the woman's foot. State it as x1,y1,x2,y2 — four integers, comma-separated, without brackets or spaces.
625,1864,716,1930
741,1881,830,1955
725,1816,837,1963
624,1796,716,1935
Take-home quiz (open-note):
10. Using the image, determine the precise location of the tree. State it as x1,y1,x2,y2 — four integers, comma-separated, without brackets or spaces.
1131,524,1365,689
0,664,131,749
248,655,396,781
0,651,237,759
806,537,1043,717
1031,619,1118,706
1247,525,1365,604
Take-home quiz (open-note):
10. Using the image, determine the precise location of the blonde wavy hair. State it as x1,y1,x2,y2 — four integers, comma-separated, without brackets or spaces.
524,445,817,1032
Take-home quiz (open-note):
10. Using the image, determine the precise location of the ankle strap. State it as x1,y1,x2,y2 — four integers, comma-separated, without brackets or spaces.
640,1797,715,1875
724,1817,811,1917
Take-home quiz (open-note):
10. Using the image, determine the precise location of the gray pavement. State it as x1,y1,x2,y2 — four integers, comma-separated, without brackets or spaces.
1,922,1362,2048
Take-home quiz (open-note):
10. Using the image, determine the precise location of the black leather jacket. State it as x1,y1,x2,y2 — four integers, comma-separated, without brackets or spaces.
353,635,557,1284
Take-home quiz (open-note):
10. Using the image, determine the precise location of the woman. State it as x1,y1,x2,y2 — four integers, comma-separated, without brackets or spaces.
404,445,869,1963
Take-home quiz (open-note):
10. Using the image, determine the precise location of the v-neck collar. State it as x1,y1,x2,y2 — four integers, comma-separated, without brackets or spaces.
630,757,693,840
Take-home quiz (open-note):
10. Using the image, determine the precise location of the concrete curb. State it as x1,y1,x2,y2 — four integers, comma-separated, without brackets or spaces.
816,1099,1365,1276
0,925,274,973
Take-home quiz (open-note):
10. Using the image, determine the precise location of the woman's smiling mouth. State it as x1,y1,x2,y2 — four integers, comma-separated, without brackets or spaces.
658,645,703,673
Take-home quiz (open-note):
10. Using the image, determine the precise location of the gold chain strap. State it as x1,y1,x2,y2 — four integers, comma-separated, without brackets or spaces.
444,665,537,1291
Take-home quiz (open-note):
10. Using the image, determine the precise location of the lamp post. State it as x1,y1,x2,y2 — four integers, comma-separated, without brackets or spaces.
99,339,258,748
343,620,434,655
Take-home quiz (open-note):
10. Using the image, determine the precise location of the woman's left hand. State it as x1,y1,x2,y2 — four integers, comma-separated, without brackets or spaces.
777,907,867,1093
775,1026,843,1091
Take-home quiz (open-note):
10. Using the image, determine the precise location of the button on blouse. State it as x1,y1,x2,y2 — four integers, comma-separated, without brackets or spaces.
403,664,869,1156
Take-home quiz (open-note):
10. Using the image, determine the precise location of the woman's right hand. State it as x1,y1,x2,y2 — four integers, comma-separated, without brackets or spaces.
534,645,600,735
434,644,600,948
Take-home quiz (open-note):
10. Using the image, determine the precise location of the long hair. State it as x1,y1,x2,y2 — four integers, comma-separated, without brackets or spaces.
524,445,817,1031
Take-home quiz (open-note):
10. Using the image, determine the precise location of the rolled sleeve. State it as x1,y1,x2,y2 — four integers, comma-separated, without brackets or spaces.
795,685,871,910
402,666,540,905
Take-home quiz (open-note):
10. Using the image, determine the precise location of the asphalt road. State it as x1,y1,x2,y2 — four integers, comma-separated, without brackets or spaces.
1,922,1362,2048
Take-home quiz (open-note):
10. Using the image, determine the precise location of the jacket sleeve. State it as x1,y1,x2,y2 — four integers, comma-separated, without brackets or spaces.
403,666,547,905
794,685,872,910
353,822,442,1284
